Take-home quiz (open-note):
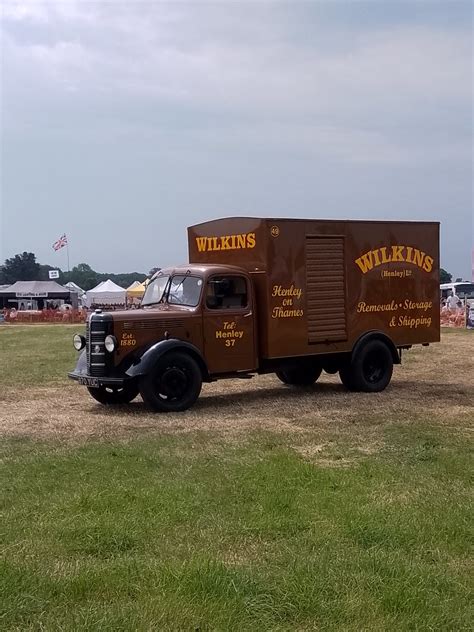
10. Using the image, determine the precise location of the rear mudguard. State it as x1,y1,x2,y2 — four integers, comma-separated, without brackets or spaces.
351,331,401,364
125,339,210,380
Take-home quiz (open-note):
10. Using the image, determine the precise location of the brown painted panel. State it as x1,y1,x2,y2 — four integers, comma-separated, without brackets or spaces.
202,274,256,373
111,308,204,367
188,217,267,271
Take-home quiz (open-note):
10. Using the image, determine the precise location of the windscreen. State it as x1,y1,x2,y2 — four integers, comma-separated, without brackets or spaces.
168,276,203,307
141,275,170,306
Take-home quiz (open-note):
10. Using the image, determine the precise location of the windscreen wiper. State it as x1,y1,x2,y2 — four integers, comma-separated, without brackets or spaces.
167,270,191,299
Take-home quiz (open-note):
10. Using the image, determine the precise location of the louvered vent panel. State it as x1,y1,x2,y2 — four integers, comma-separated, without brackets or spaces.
306,236,347,343
123,319,185,330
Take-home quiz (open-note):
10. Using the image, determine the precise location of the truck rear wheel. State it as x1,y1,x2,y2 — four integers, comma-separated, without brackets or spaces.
349,340,393,392
87,381,139,405
139,351,202,412
276,366,322,386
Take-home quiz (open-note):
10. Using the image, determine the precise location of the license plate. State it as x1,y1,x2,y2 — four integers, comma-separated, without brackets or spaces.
78,377,99,387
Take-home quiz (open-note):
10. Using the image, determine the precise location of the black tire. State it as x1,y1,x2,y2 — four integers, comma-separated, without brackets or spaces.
87,381,139,405
139,351,202,412
276,365,322,386
351,340,393,392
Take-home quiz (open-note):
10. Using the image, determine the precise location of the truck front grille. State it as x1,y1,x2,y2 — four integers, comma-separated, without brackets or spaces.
87,315,112,376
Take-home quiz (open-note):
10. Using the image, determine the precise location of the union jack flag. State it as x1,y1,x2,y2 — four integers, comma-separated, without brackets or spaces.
52,234,68,251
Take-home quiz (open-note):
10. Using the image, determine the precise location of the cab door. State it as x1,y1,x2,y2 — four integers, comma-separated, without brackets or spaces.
202,274,257,374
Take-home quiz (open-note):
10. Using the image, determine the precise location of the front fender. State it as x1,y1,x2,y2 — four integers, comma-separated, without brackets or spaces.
125,339,209,380
72,349,88,375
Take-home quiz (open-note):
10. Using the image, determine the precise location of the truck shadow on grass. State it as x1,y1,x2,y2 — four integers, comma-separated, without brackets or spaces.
193,380,470,411
86,378,471,419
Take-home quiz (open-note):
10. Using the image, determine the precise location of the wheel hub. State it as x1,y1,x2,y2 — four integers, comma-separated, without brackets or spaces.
363,351,384,383
159,366,187,398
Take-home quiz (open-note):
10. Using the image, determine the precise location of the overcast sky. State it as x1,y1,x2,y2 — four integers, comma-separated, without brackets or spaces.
1,1,472,278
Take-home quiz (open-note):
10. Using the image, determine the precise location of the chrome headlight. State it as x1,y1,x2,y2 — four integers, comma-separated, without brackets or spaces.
104,335,117,353
73,334,86,351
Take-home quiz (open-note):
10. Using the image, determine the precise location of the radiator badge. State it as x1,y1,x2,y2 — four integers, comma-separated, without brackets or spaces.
355,245,434,275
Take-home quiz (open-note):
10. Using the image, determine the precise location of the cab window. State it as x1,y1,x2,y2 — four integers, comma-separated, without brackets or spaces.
206,276,248,309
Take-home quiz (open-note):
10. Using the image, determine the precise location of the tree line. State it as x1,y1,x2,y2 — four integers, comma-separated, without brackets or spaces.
0,252,157,291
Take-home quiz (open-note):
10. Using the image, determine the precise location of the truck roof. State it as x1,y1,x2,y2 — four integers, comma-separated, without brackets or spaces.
153,264,252,279
191,216,440,227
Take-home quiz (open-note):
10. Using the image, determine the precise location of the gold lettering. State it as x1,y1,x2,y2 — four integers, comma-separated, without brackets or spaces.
220,235,231,250
194,232,257,252
355,245,434,274
355,252,375,274
391,245,405,262
196,237,207,252
246,232,256,248
216,329,244,339
357,301,398,313
412,249,425,268
272,306,304,319
380,247,391,264
423,255,433,272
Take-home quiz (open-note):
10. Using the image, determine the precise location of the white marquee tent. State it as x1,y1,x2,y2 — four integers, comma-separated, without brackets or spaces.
85,279,126,307
64,281,86,302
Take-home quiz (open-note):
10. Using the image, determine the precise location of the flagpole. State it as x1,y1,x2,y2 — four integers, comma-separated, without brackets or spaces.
66,240,70,273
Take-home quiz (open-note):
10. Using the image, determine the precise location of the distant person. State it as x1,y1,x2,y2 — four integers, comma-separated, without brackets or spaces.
446,290,460,309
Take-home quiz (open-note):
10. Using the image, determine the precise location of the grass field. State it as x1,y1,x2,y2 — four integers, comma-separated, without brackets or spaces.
0,325,473,630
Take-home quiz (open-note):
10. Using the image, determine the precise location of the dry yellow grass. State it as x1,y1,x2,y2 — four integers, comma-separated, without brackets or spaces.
1,331,472,456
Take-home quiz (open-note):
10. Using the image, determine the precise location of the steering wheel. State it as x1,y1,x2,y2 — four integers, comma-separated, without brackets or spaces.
169,293,184,304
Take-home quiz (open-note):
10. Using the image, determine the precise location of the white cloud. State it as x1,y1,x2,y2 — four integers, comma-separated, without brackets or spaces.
3,5,471,170
3,4,470,128
1,1,472,275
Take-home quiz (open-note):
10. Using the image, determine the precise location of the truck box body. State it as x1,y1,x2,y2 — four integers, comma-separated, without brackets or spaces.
188,217,440,360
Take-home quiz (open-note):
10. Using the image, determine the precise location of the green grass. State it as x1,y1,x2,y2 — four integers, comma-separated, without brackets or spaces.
0,325,473,630
1,431,472,631
0,324,80,386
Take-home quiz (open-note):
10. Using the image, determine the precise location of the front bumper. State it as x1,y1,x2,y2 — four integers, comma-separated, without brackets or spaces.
68,350,132,388
68,371,129,388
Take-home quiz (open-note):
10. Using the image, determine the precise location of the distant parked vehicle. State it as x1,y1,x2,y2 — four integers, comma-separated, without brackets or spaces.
440,282,474,305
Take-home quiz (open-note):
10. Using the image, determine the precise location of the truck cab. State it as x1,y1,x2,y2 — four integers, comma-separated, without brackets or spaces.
141,264,258,375
69,264,258,411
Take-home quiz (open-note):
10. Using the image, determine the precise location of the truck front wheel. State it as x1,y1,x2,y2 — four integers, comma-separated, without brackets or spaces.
343,340,393,392
276,366,322,386
139,351,202,412
87,381,139,405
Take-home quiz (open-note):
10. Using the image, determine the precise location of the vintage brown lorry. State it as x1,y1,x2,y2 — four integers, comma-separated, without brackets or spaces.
69,217,440,412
